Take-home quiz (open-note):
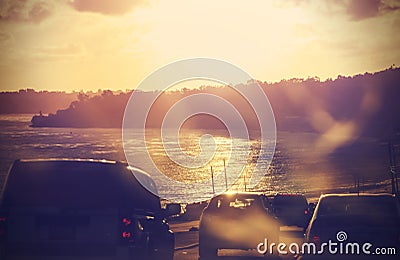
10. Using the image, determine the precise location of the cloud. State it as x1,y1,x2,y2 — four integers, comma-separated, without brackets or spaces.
346,0,400,20
0,31,13,42
0,0,54,23
28,43,85,62
67,0,141,15
0,0,142,23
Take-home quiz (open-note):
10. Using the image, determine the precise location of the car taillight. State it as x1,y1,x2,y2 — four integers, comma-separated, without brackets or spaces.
120,217,135,243
122,231,131,239
122,217,132,226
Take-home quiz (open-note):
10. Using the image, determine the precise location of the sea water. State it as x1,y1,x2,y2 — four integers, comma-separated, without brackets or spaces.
0,114,393,203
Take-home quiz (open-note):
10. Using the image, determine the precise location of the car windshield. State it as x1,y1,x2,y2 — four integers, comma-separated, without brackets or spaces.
1,161,160,212
317,196,399,217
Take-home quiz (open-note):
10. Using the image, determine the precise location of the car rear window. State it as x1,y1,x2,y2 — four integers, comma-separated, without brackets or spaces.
317,196,400,217
1,161,160,212
211,194,270,211
229,198,257,209
273,195,308,207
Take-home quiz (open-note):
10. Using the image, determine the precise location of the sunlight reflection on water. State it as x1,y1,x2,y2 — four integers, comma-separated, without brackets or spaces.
0,114,393,202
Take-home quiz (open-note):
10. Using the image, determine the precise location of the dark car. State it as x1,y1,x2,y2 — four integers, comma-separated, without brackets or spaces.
302,193,400,259
0,159,180,260
199,192,279,259
272,193,311,228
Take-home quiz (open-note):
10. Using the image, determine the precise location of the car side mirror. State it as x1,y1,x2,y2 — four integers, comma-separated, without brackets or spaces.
165,203,181,216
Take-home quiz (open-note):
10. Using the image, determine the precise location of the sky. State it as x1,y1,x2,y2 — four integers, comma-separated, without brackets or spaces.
0,0,399,92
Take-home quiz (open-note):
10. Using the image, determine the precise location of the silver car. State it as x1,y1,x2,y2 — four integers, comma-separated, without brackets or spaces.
199,192,279,259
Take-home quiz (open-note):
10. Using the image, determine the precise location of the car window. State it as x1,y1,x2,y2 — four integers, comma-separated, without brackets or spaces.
128,166,158,195
317,196,399,217
209,194,269,212
273,195,307,207
1,161,160,212
229,198,256,209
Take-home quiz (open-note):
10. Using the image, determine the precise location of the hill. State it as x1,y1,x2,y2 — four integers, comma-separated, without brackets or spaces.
0,89,78,114
22,67,400,139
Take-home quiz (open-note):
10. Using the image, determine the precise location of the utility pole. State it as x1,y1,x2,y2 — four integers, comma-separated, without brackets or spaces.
243,172,247,192
211,166,215,195
388,141,399,194
223,159,228,191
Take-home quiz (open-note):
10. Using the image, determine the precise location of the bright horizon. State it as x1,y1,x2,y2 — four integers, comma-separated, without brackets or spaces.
0,0,399,92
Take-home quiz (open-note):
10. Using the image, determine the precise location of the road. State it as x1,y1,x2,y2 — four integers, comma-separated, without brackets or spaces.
170,221,304,260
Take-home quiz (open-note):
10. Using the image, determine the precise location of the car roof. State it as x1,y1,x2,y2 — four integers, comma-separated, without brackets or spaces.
2,158,160,211
274,193,306,197
319,193,396,199
16,158,152,178
19,158,118,164
212,191,267,199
